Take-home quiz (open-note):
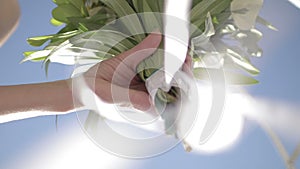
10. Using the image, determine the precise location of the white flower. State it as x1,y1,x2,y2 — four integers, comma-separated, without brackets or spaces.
146,69,199,151
231,0,264,30
191,13,224,69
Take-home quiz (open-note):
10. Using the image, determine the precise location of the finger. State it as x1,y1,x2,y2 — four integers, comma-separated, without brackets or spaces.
129,90,152,111
182,55,193,77
130,83,147,92
95,79,152,111
182,62,193,77
184,54,193,68
117,31,162,69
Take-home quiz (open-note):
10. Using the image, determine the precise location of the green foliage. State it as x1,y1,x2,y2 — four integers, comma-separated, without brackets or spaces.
190,0,231,32
100,0,145,41
193,68,259,85
27,30,81,47
27,35,55,47
23,0,273,103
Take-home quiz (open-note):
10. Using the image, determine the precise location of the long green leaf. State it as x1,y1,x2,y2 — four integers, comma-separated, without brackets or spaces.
137,45,164,81
52,30,82,40
190,0,232,35
132,0,143,13
257,16,278,31
82,30,137,53
190,0,215,23
27,35,55,47
157,0,164,13
193,68,259,85
132,0,162,33
37,30,135,65
22,50,49,62
100,0,145,42
227,48,260,75
27,30,81,48
69,0,85,12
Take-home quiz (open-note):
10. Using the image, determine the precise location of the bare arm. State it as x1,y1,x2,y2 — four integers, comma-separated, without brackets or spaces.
0,79,76,123
0,32,162,123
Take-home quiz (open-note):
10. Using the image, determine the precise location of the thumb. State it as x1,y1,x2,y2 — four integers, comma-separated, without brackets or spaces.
117,31,162,69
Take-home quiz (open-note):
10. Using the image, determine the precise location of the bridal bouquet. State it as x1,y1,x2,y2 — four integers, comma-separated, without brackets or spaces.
23,0,275,153
23,0,276,83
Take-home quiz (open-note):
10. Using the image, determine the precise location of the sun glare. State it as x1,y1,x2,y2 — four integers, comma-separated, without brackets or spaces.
21,128,131,169
184,85,246,153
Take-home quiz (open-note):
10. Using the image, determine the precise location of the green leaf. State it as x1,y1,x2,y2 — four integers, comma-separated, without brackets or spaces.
23,51,36,57
68,34,120,57
156,88,178,103
100,0,145,42
52,4,83,23
227,48,260,75
53,0,87,16
45,39,66,50
38,30,136,65
192,0,203,8
28,30,80,48
140,1,163,32
53,0,68,5
225,71,259,85
69,0,85,11
39,30,82,49
78,23,89,32
157,0,164,13
93,30,137,53
190,0,215,23
27,35,54,47
55,30,81,39
71,0,89,16
256,16,278,31
132,0,143,12
190,0,232,35
193,68,259,85
67,13,111,30
22,50,51,63
132,0,161,13
44,59,51,77
137,44,164,81
147,0,163,12
50,18,64,26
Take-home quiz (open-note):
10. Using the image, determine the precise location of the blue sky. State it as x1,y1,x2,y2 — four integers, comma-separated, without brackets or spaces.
0,0,300,169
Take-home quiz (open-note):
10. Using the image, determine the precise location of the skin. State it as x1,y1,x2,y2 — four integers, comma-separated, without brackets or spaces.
83,32,163,112
0,32,193,123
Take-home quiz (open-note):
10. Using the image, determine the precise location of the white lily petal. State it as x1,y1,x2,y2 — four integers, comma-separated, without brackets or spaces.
146,69,199,146
227,48,260,74
191,13,223,69
231,0,264,30
21,50,51,63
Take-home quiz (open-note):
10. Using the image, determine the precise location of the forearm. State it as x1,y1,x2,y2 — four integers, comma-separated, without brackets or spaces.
0,79,79,123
